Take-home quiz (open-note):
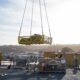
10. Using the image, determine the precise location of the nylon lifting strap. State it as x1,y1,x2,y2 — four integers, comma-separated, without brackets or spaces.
18,0,28,37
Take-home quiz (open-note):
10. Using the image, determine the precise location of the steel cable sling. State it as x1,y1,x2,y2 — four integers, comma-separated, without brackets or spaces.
43,0,52,39
18,0,52,44
39,0,52,44
39,0,44,36
18,0,28,39
30,0,34,36
18,0,34,44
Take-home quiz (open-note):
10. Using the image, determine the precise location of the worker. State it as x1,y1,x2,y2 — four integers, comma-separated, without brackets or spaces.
59,54,66,69
73,55,78,74
7,65,11,69
54,55,61,70
55,55,60,64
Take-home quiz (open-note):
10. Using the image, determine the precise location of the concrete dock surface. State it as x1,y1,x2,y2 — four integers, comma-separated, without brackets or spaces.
0,69,80,80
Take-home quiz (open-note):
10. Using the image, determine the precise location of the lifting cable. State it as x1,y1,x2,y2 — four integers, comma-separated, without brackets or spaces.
43,0,51,38
39,0,44,36
30,0,34,36
18,0,28,37
19,0,51,39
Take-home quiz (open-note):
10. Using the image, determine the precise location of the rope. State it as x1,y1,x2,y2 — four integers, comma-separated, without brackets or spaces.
43,0,51,38
18,0,28,37
30,0,34,36
39,0,44,36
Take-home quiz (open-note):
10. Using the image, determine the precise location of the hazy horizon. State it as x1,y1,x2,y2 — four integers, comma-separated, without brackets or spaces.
0,0,80,45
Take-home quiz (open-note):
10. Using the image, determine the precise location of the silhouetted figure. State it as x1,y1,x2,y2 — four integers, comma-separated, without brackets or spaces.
7,65,11,69
73,55,78,74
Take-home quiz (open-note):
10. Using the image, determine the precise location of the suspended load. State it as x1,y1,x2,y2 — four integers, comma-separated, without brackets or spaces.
18,0,52,45
18,34,52,45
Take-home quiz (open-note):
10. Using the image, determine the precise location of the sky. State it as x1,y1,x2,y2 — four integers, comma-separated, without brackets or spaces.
0,0,80,45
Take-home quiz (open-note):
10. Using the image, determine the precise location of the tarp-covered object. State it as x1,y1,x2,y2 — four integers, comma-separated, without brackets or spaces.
18,34,52,45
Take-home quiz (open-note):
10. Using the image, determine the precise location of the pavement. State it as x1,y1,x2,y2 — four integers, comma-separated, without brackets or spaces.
0,69,80,80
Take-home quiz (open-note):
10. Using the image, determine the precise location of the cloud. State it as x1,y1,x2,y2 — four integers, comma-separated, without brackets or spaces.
0,0,80,45
0,0,41,45
0,0,10,7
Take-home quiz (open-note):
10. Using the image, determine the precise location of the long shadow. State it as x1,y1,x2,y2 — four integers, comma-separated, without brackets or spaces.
0,71,66,80
50,73,65,80
25,72,66,80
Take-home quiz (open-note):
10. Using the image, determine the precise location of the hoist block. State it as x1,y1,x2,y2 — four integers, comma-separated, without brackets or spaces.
18,34,52,45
